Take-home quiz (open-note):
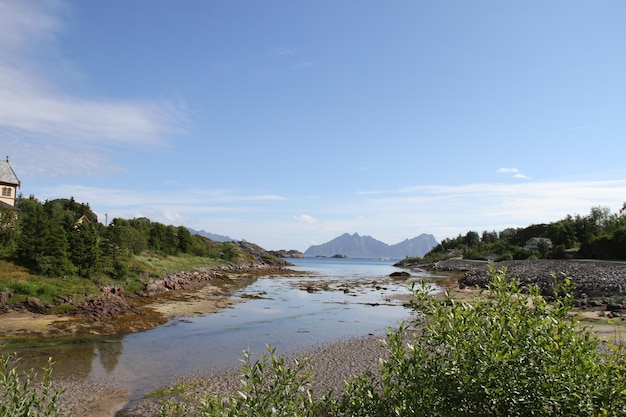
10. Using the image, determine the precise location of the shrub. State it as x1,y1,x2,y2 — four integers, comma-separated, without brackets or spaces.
8,281,34,296
160,346,319,417
337,267,626,416
0,352,62,417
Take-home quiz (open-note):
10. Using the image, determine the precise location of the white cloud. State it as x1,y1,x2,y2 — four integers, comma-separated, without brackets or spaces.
497,167,520,174
293,214,318,224
0,0,63,54
357,179,626,235
497,167,530,179
39,184,284,208
0,0,185,175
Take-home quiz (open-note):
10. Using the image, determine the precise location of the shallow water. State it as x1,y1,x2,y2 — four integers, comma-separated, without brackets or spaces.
10,257,442,399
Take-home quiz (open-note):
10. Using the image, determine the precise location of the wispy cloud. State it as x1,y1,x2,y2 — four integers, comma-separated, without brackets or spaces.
36,183,285,226
40,184,284,207
0,0,185,174
347,179,626,244
31,178,626,250
293,214,318,224
497,167,530,179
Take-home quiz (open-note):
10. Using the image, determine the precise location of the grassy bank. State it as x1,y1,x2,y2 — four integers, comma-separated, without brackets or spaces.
0,253,231,310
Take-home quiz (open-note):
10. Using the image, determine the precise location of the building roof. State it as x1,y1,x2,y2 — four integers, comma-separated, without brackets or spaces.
0,200,19,211
0,158,20,186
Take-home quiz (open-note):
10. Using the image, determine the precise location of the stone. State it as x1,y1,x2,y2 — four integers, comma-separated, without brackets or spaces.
389,271,410,278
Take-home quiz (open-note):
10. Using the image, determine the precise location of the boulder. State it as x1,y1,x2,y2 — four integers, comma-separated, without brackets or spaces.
0,290,11,306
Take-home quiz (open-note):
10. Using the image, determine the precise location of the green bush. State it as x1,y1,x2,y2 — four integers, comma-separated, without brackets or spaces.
0,352,62,417
160,346,320,417
337,267,626,416
161,268,626,416
8,281,35,296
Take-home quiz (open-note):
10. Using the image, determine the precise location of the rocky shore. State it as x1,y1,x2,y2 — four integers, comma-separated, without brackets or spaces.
399,258,626,297
459,259,626,300
399,258,626,315
0,263,294,337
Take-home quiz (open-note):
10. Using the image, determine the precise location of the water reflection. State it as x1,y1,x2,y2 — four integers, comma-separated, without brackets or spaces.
97,340,123,374
6,338,123,379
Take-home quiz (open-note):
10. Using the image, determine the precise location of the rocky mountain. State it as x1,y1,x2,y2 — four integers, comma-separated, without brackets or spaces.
187,228,234,242
304,232,438,258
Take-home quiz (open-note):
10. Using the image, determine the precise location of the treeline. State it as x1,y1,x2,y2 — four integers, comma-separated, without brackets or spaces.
0,195,241,280
424,204,626,262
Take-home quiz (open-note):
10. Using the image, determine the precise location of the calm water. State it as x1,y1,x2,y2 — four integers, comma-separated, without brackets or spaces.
10,257,442,399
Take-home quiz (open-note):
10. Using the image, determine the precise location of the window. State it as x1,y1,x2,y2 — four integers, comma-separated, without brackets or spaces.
1,187,11,197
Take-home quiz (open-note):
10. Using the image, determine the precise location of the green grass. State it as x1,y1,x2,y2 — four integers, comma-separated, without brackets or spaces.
0,259,99,306
0,253,228,309
132,253,227,276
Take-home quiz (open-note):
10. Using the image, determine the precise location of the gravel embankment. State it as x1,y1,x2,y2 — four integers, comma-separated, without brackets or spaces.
459,259,626,299
117,334,391,417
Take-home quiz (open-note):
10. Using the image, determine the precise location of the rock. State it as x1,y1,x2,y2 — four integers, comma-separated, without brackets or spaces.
606,303,624,311
23,297,49,314
390,271,411,278
268,249,305,258
0,290,11,306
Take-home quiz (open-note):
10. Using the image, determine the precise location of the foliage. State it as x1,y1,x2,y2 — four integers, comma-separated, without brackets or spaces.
335,268,626,416
424,203,626,261
0,352,62,417
0,208,18,252
0,195,256,306
159,268,626,416
159,346,319,417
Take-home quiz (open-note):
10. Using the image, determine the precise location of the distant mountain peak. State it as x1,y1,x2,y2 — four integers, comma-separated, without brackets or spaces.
187,227,234,243
304,233,437,258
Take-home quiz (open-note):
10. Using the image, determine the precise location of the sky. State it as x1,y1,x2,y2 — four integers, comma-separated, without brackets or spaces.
1,0,625,251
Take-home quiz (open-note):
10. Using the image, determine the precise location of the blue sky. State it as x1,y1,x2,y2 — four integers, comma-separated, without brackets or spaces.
1,0,625,251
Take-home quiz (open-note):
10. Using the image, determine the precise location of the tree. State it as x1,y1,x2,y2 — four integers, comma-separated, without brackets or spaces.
0,207,19,251
222,242,239,262
15,197,49,271
15,196,73,276
177,226,193,253
462,231,480,247
481,230,498,243
68,221,101,277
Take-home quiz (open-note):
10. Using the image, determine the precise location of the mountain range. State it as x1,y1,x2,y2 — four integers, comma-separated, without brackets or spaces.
304,232,438,258
187,228,234,243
